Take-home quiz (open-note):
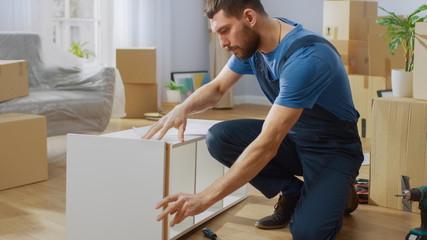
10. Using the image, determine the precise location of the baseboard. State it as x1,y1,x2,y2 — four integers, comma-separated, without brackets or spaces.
233,95,272,106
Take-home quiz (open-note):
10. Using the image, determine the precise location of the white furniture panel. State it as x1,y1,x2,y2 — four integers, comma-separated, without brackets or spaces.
195,140,224,193
194,140,224,224
169,143,196,238
66,135,165,240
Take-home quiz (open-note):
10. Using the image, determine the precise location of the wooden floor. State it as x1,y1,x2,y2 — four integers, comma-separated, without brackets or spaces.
0,104,420,240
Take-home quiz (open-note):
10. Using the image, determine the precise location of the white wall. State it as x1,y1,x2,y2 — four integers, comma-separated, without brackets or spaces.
170,0,209,73
376,0,427,16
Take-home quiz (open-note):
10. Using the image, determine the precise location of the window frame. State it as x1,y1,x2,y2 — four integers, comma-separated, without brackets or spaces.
52,0,100,61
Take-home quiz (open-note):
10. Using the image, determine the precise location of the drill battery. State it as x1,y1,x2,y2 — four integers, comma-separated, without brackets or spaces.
355,179,369,204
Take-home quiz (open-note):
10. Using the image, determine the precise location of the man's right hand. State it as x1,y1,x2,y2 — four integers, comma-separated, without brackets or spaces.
142,105,188,142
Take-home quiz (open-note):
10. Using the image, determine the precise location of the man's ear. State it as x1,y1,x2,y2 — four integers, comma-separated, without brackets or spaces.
242,9,257,27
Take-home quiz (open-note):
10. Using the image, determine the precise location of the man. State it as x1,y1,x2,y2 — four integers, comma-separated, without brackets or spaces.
143,0,363,239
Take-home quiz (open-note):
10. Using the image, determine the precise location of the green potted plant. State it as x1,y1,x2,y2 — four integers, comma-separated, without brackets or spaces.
376,4,427,97
164,80,183,103
69,41,96,59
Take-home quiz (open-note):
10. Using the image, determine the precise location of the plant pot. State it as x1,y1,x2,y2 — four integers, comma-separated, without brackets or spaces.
165,89,181,103
391,69,413,97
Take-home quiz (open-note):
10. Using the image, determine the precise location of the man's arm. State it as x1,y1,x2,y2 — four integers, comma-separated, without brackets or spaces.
156,104,303,226
143,65,242,141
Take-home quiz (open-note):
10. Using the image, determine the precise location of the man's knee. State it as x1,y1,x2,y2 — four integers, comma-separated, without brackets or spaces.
291,223,320,240
291,216,340,240
206,120,263,167
206,124,222,158
206,123,233,166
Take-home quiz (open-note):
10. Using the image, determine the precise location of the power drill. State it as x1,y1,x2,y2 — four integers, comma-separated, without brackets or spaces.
396,186,427,240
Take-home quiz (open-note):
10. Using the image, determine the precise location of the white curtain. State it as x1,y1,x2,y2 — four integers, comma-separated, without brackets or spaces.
0,0,53,44
112,0,171,109
114,0,157,48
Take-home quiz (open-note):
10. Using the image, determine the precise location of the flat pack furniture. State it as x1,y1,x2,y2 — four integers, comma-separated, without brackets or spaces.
66,119,250,240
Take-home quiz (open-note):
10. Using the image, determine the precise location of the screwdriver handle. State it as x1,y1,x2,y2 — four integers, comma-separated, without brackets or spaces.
202,228,218,240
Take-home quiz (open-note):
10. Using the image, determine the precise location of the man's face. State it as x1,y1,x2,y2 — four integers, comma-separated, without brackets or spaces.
210,10,260,60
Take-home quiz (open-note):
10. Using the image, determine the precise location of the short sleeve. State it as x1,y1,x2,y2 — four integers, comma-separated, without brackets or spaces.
227,55,254,75
274,55,332,109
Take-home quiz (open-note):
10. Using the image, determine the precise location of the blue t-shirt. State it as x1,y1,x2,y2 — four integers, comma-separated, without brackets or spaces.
227,18,358,122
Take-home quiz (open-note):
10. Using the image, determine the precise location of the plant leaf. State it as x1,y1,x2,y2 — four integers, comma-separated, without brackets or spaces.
389,36,402,55
376,17,403,28
378,6,406,25
418,14,427,22
408,15,420,24
408,4,427,19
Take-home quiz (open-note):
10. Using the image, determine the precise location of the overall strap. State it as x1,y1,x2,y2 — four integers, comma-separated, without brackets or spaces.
279,35,340,70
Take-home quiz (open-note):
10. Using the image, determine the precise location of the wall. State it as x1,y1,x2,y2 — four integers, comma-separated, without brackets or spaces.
377,0,427,16
170,0,209,73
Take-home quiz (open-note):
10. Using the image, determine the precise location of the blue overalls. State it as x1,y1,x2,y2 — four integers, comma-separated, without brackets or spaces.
206,36,364,240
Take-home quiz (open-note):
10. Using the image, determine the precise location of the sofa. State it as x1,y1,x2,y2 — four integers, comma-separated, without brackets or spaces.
0,32,119,136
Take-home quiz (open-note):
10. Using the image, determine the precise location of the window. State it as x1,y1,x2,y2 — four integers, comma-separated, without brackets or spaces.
52,0,99,60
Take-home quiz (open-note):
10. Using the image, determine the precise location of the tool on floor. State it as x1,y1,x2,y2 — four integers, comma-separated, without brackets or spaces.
401,175,412,212
395,186,427,240
202,228,218,240
355,179,369,204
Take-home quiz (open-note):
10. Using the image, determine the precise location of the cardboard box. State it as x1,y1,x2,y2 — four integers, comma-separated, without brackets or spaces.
348,75,388,138
124,83,158,118
331,40,369,75
116,48,156,84
0,60,29,102
414,22,427,100
368,17,406,77
323,1,377,41
0,113,47,190
370,97,427,213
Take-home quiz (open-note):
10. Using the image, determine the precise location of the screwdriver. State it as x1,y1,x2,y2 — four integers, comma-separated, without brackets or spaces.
202,228,218,240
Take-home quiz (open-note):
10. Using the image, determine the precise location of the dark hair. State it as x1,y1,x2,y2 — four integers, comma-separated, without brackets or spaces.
204,0,267,19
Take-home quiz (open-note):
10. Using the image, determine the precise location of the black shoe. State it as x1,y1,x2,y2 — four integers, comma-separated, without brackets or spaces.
255,193,300,229
344,184,359,214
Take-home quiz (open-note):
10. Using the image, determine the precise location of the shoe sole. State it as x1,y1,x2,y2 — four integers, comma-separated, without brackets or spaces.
344,185,359,215
254,220,290,229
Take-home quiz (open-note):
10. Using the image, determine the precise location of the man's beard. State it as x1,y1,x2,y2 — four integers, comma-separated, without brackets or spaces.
226,24,260,61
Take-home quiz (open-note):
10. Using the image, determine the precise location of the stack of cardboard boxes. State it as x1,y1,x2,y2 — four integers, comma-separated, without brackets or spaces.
0,60,48,190
323,0,406,140
323,0,377,75
116,48,158,118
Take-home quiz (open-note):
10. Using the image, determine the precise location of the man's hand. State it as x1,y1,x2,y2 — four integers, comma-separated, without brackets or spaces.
155,192,209,227
142,105,188,142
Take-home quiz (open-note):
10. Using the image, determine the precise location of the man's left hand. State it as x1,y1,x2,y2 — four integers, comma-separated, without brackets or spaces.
155,193,209,227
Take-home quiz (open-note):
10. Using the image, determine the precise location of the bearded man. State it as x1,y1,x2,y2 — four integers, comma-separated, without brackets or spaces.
144,1,362,239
